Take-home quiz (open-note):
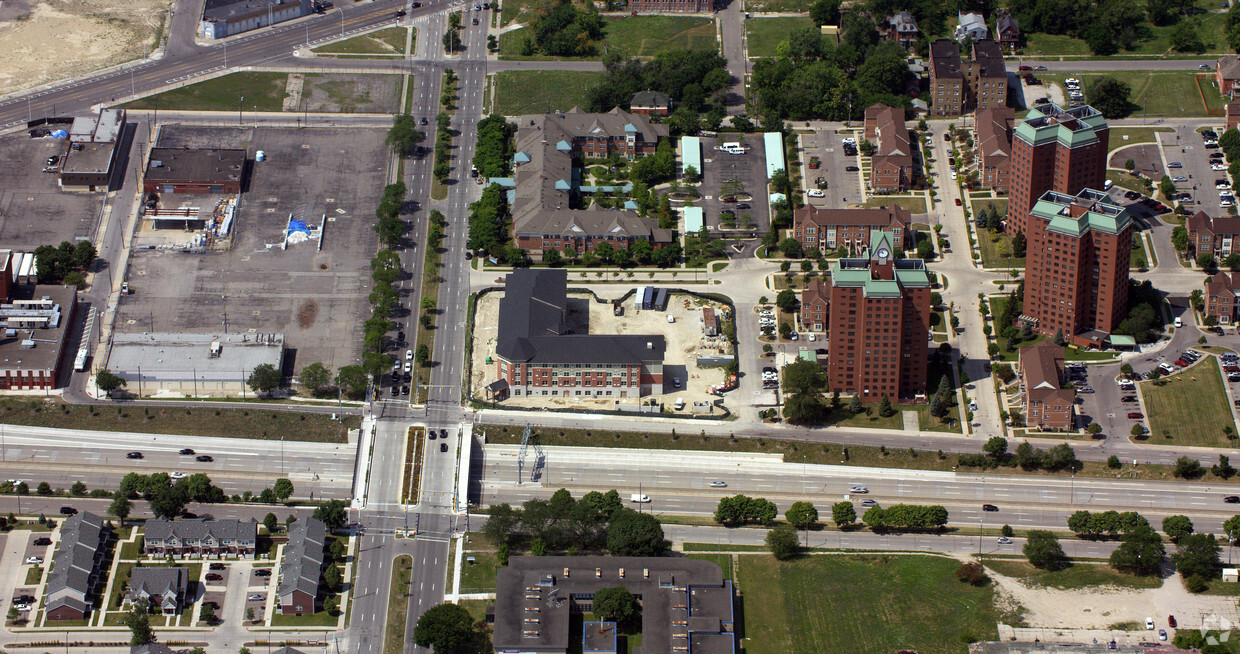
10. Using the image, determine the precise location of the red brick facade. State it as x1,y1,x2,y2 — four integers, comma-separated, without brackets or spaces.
1006,105,1109,237
495,360,653,399
1207,272,1240,325
1020,341,1075,431
791,205,912,256
800,280,830,332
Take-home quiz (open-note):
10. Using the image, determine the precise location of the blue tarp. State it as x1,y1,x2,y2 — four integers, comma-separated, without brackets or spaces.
288,220,308,234
50,130,67,139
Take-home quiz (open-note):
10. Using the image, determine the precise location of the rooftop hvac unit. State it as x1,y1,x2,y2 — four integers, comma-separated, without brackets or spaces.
20,340,34,349
4,329,14,337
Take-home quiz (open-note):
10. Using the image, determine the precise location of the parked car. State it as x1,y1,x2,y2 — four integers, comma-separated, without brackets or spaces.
1128,412,1144,419
845,165,860,172
24,557,41,565
205,573,223,581
33,538,51,546
210,563,225,570
440,442,448,452
1146,617,1155,630
1168,615,1177,628
248,594,265,601
254,569,272,578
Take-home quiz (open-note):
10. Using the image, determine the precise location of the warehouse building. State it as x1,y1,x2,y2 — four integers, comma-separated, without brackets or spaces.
200,0,314,39
107,332,284,397
144,148,247,195
59,108,127,191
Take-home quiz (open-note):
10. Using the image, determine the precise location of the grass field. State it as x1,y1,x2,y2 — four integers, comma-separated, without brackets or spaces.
862,196,928,213
1107,169,1148,194
0,399,356,442
500,16,716,59
123,72,288,112
1141,357,1236,447
311,26,408,55
983,559,1164,591
1109,127,1174,147
384,555,413,654
1048,72,1225,117
491,70,602,115
739,554,1001,654
977,230,1024,270
745,16,815,58
458,551,499,593
1020,12,1227,56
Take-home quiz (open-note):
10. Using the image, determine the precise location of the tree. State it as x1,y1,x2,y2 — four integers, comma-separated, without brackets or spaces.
809,0,840,25
1174,456,1204,479
1162,515,1194,543
1198,253,1218,271
298,363,332,395
1224,515,1240,543
324,564,342,591
273,478,294,501
781,359,827,395
247,363,281,395
442,27,461,52
1171,533,1221,581
69,480,86,496
775,289,797,311
413,603,475,652
848,395,863,415
785,501,819,529
1088,76,1134,119
983,436,1008,459
1012,230,1026,257
335,365,368,400
1023,530,1067,570
1172,225,1189,252
1214,454,1238,479
96,370,126,395
415,344,431,367
1160,175,1177,199
1108,455,1122,469
313,499,349,530
832,501,856,528
1109,525,1165,575
594,586,641,630
108,495,132,525
1169,19,1205,52
877,394,895,418
125,604,154,646
955,561,988,586
386,113,425,156
766,523,800,560
607,509,666,556
263,512,279,534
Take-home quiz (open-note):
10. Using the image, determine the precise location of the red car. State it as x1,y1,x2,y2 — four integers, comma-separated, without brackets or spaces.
955,198,962,206
1128,412,1144,419
1019,65,1032,71
1226,365,1240,373
1168,615,1177,628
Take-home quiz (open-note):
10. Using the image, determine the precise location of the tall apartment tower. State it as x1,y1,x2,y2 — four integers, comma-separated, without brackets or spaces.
826,231,932,402
1005,104,1109,237
1023,189,1133,345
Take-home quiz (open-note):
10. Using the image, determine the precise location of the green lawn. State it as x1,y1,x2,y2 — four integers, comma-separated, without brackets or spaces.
458,551,499,593
983,559,1163,591
270,610,339,626
1109,127,1175,147
969,197,1008,220
491,70,603,115
1047,72,1222,117
1020,12,1227,56
500,16,716,59
989,297,1044,362
976,229,1024,270
740,554,1001,654
123,72,288,112
384,555,413,654
24,565,42,586
1022,32,1095,56
1106,170,1148,194
311,26,408,55
687,553,733,581
1141,357,1236,447
745,16,815,58
861,196,928,213
1131,235,1152,270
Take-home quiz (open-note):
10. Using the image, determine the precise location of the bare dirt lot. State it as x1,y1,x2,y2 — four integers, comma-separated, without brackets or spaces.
114,125,387,374
469,288,733,413
0,0,169,94
0,131,105,250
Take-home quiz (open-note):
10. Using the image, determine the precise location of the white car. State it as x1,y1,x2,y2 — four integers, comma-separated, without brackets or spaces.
1217,182,1232,190
807,189,825,198
709,481,727,488
860,499,878,507
950,171,958,180
1213,163,1228,171
24,557,41,565
1174,176,1188,182
996,537,1013,544
848,486,869,493
1146,617,1155,630
842,137,856,145
170,472,186,479
1066,77,1080,85
404,361,412,372
405,349,413,360
1223,198,1236,207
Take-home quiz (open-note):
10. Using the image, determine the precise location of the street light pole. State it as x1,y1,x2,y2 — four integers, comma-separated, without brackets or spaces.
238,96,244,125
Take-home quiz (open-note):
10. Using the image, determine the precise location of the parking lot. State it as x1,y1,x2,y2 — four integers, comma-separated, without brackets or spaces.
115,125,388,374
1166,123,1231,214
0,131,107,250
696,135,771,234
796,126,863,207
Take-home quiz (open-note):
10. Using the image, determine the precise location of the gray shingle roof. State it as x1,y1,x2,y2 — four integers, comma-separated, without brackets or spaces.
631,91,671,109
127,567,187,611
144,518,256,544
278,517,326,601
46,512,108,607
130,644,175,654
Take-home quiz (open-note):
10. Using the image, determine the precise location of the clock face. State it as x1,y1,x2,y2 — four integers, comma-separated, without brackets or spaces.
876,247,890,258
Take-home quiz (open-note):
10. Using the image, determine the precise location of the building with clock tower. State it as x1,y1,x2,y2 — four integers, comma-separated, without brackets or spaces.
825,231,933,402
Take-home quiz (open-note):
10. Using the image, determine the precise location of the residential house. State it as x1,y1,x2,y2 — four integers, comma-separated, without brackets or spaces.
791,205,913,256
1187,211,1240,260
1218,55,1240,99
278,517,327,615
629,91,672,116
929,39,1008,116
125,567,188,615
1228,100,1240,131
995,12,1020,51
46,512,111,621
1020,341,1075,431
800,280,830,332
143,518,258,559
864,104,912,193
954,12,988,42
882,11,918,50
975,107,1015,191
1206,272,1240,325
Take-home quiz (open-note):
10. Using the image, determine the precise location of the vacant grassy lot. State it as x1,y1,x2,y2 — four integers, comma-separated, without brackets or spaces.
740,554,1000,654
492,71,602,115
745,16,815,58
458,551,499,593
1048,72,1223,117
124,72,288,112
311,26,408,55
1021,11,1227,56
1141,357,1236,447
1109,127,1174,147
861,196,927,213
0,399,357,442
977,230,1024,270
500,16,716,59
983,559,1164,590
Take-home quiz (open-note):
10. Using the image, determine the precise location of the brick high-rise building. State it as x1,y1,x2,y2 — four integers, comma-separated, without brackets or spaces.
826,231,932,402
1006,103,1109,237
1022,189,1133,346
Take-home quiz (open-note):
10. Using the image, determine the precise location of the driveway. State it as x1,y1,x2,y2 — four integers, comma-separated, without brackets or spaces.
221,559,254,626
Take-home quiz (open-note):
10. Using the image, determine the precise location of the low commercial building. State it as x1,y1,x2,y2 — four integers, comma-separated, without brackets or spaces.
107,332,284,397
278,517,326,615
490,269,665,400
1187,211,1240,260
143,518,258,559
1019,341,1075,431
791,205,913,256
0,276,78,391
200,0,313,39
864,104,912,193
1206,272,1240,325
492,556,736,654
46,512,111,621
125,567,188,615
58,108,127,191
975,107,1014,191
144,148,247,194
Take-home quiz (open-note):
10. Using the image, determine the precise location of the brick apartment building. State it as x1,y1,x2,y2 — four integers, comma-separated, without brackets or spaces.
489,269,665,400
826,231,932,402
1186,211,1240,260
975,107,1014,192
1206,272,1240,325
1005,103,1109,237
1218,55,1240,99
1020,341,1075,431
1022,189,1133,346
800,280,830,332
790,205,913,257
928,39,1008,117
510,109,673,257
627,0,713,11
864,104,912,193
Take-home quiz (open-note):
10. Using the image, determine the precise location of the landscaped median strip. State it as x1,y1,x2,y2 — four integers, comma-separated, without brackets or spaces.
383,554,414,654
402,427,425,507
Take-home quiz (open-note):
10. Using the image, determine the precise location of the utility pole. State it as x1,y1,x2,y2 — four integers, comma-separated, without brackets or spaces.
238,96,244,126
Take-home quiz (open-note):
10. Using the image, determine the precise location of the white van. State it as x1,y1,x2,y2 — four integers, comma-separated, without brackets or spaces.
1174,316,1183,328
630,494,651,503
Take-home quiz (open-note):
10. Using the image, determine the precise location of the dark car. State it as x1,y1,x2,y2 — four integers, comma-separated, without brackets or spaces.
395,9,406,16
472,17,479,24
126,452,143,459
429,431,437,440
441,429,448,438
390,386,399,397
33,538,51,547
254,569,272,577
982,504,999,512
46,155,59,166
397,331,406,342
1128,412,1144,419
412,1,422,5
205,573,223,581
1168,615,1177,628
420,116,428,125
196,455,213,462
1227,495,1240,503
1034,97,1050,105
845,165,860,172
179,448,195,455
737,203,750,209
1121,396,1137,403
12,595,33,604
59,507,77,515
440,442,448,452
209,563,225,570
401,385,409,396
